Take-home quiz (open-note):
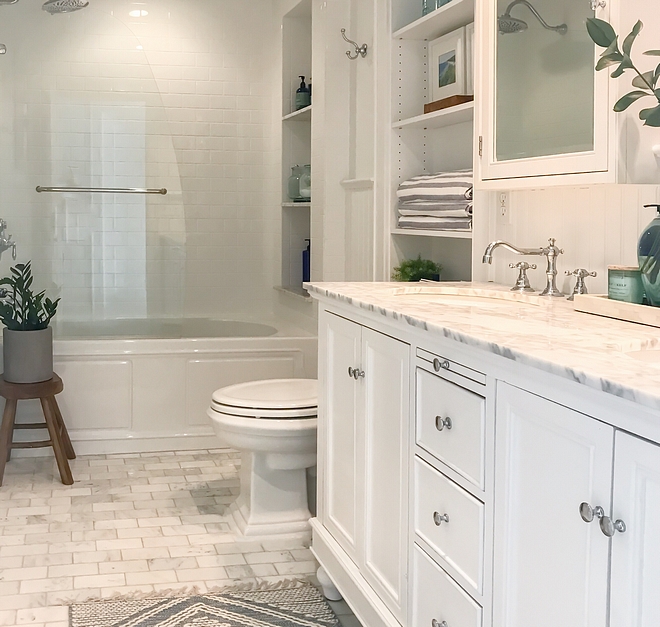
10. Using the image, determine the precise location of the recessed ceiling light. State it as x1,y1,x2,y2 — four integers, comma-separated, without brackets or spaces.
129,9,148,17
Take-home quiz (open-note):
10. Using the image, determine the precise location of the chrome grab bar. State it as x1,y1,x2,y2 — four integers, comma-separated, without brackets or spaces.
36,186,168,195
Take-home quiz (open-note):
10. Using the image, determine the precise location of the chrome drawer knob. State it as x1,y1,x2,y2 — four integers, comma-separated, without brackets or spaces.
348,366,355,378
433,358,450,372
433,511,449,526
432,620,448,627
600,516,626,537
435,416,453,431
579,502,604,523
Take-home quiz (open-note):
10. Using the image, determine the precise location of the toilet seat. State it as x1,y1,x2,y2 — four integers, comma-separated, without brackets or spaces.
210,378,317,420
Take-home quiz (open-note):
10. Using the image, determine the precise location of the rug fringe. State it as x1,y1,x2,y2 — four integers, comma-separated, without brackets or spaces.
63,577,313,606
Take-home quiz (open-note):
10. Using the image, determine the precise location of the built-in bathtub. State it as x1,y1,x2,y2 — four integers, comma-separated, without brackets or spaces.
10,319,317,456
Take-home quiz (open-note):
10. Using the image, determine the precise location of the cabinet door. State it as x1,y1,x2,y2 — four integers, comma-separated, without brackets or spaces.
493,383,613,627
361,327,410,621
610,432,660,627
321,311,362,561
478,0,611,184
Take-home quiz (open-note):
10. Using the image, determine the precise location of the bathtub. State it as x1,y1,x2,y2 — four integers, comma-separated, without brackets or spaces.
10,319,318,456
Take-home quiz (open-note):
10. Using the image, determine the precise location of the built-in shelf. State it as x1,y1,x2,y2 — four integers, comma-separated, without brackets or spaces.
393,0,474,41
392,228,472,240
340,178,375,190
282,202,311,208
275,285,312,301
393,102,474,130
282,105,312,122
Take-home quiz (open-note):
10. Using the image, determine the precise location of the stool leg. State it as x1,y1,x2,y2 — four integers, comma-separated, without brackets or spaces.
49,397,75,460
40,398,73,486
0,399,17,487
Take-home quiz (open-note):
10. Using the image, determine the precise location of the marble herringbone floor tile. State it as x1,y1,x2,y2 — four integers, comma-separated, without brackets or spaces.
0,449,361,627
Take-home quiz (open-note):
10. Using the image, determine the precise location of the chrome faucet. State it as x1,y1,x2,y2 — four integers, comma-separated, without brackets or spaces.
483,238,565,297
0,220,17,261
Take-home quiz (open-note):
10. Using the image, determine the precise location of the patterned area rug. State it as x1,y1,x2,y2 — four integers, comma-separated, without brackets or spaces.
69,584,340,627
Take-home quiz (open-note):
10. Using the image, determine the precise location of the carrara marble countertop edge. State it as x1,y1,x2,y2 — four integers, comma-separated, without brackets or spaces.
306,281,660,413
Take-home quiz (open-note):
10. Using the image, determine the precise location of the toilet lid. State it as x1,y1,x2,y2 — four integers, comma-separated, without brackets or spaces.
212,379,318,413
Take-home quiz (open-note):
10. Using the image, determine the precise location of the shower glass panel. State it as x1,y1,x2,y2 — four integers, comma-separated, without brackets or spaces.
495,0,595,162
0,2,185,334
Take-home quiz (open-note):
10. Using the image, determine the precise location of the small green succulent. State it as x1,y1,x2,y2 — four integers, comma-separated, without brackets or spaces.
392,255,442,282
587,17,660,126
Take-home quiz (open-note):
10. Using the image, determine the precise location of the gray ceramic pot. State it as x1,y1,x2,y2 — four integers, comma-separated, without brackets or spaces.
3,327,53,384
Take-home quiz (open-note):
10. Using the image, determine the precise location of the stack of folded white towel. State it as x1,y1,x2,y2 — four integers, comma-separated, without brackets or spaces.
396,169,473,231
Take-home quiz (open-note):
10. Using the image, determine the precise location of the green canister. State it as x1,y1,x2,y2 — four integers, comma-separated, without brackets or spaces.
608,266,645,304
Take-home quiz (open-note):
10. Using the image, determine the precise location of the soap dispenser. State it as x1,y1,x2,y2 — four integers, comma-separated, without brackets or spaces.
638,203,660,306
302,239,311,284
295,76,311,110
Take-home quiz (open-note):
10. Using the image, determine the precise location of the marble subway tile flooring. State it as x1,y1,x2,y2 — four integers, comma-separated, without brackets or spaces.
0,449,337,627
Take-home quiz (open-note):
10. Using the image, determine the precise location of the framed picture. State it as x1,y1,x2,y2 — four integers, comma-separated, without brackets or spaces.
465,22,474,96
428,27,466,103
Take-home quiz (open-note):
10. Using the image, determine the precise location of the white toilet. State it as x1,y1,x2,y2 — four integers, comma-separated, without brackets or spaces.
207,378,318,537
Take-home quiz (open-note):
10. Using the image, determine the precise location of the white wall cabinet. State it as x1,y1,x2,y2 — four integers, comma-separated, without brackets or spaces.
315,309,410,624
476,0,613,187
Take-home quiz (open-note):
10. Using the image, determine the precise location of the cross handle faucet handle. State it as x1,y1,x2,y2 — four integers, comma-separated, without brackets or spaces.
509,261,537,271
566,268,597,279
566,269,597,301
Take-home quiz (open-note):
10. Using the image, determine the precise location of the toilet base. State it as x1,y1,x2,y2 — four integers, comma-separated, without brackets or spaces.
232,451,313,537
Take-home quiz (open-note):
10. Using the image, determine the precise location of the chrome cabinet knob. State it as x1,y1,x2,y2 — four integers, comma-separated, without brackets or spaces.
579,502,605,523
590,0,606,9
600,516,626,537
433,358,450,372
433,512,449,526
432,621,448,627
348,367,365,380
435,416,453,431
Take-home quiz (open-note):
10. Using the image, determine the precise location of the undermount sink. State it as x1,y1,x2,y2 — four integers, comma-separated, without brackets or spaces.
391,284,542,308
624,349,660,364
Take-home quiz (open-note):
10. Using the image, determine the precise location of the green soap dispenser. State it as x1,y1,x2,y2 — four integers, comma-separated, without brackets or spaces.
295,76,311,110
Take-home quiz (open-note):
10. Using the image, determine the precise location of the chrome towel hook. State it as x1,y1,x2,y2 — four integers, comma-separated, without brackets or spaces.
341,29,368,60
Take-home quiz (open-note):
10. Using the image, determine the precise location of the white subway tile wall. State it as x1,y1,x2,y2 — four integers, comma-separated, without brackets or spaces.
0,0,279,324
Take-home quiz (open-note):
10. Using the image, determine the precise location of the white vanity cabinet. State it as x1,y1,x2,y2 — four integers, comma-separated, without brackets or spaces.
493,383,613,627
314,308,410,626
476,0,614,187
494,383,660,627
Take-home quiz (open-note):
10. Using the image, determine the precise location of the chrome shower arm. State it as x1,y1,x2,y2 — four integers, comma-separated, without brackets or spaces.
503,0,567,34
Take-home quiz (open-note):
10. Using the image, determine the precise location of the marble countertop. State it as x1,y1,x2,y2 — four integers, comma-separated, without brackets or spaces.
306,281,660,412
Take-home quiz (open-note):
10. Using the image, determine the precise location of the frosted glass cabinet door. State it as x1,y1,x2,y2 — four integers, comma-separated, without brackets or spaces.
493,383,613,627
479,0,612,182
609,432,660,627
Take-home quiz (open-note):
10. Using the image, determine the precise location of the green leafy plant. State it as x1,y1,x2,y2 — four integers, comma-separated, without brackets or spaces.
0,262,60,331
392,255,442,282
587,18,660,126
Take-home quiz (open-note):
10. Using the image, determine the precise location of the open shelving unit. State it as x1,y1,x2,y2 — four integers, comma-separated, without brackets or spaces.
280,0,312,299
389,0,476,282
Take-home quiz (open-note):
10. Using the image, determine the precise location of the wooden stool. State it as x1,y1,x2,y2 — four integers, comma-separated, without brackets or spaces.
0,374,75,486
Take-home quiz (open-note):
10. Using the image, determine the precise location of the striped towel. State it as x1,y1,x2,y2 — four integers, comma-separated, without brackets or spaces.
397,215,472,231
398,201,473,218
397,170,473,206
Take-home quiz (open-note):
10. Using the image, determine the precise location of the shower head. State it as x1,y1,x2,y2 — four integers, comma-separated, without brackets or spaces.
498,0,567,35
498,16,528,34
42,0,89,14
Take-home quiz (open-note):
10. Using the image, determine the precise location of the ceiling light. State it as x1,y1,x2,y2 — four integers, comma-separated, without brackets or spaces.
129,9,147,17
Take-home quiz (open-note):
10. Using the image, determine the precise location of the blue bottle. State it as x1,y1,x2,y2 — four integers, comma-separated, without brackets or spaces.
302,239,311,284
637,204,660,306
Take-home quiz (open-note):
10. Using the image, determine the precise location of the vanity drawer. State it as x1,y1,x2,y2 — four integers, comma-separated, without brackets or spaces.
416,368,486,489
412,544,482,627
414,456,484,594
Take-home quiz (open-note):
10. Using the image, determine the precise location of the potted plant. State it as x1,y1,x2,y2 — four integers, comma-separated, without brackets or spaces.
392,255,443,282
586,18,660,126
0,261,60,383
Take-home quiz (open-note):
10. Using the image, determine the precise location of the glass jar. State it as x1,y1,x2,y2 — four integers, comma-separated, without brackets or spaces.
287,165,303,201
638,204,660,306
422,0,435,16
299,165,311,200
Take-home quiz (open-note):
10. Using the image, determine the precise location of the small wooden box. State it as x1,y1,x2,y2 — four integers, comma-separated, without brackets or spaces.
573,294,660,329
424,95,474,115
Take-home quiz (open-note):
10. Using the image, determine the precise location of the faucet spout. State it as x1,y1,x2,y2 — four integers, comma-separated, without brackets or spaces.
482,240,544,264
